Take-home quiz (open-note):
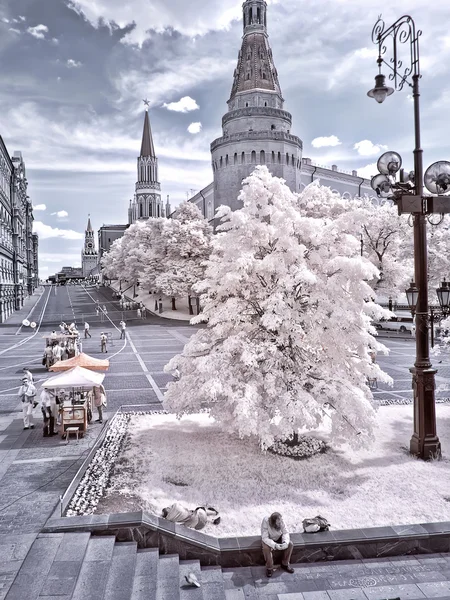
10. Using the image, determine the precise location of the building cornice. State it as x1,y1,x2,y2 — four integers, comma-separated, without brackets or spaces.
222,106,292,128
211,130,302,153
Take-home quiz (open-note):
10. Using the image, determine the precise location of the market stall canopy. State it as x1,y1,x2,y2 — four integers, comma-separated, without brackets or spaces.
50,352,110,372
42,366,105,389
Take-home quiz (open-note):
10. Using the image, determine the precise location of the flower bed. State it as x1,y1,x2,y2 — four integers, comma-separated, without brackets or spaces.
80,406,450,537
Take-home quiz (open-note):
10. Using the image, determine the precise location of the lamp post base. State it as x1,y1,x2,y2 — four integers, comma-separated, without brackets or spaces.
410,433,441,460
409,367,441,460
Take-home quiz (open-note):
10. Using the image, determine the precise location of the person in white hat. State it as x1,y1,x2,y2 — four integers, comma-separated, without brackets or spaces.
18,378,37,430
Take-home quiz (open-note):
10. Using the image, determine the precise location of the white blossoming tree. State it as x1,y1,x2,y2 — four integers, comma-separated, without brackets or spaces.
153,202,212,311
164,167,391,450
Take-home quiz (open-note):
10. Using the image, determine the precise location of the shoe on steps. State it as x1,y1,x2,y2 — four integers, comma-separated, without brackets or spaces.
281,564,294,574
266,568,273,578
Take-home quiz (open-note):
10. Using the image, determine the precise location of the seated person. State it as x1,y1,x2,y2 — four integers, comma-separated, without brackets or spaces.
161,502,220,530
261,512,294,578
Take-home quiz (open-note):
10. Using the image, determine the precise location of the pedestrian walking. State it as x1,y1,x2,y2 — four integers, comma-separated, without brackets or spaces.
92,384,107,423
84,321,91,338
22,367,34,383
18,378,37,430
96,306,100,317
103,305,108,315
40,388,57,437
261,512,294,578
119,320,126,339
137,308,142,319
100,332,108,353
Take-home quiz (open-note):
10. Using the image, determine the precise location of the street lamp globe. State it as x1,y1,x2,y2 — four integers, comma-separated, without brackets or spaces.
424,161,450,195
367,73,394,104
371,174,392,198
436,279,450,313
377,151,402,176
405,281,419,315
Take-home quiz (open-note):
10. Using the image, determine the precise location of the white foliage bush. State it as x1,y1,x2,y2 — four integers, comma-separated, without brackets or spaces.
164,167,392,450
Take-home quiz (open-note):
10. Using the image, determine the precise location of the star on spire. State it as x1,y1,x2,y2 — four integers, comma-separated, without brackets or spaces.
143,98,150,111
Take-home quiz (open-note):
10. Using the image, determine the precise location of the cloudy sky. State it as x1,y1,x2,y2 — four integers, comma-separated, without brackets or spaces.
1,0,449,277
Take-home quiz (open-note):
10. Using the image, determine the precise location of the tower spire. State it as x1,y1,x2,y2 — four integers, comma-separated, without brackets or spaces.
140,102,156,158
87,214,93,232
229,0,282,104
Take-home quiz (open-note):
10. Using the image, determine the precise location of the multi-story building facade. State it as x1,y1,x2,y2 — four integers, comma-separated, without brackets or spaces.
0,142,37,322
189,0,375,221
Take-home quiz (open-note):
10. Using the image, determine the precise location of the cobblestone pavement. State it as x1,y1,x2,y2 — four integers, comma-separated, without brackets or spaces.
0,284,201,598
0,284,448,599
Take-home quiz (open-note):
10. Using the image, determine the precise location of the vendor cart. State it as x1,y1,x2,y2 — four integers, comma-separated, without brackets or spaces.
42,366,106,439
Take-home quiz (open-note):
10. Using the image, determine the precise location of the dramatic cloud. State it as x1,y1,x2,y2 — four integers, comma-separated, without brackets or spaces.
311,135,342,148
67,0,242,43
66,59,82,68
26,24,48,39
357,163,378,180
354,140,388,157
33,221,83,240
163,96,199,113
33,204,47,211
51,210,69,218
187,122,202,134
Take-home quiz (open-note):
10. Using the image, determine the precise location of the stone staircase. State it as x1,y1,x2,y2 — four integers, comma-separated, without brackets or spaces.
5,532,450,600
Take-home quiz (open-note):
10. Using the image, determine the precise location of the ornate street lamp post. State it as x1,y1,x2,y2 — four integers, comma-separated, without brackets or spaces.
368,15,450,459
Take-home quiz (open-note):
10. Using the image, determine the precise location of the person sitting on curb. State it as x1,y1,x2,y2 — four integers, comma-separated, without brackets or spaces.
261,512,294,578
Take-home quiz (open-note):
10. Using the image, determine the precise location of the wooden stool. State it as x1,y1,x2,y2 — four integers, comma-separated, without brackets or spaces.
66,426,80,444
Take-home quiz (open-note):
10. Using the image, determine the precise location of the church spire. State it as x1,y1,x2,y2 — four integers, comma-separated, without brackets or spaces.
140,106,156,158
229,0,282,104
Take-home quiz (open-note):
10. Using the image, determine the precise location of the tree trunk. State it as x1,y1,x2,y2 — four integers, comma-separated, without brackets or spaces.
171,297,176,311
292,432,299,445
188,295,194,315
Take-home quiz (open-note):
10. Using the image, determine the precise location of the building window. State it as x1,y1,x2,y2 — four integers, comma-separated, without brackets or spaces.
226,154,229,166
220,157,223,167
241,152,246,164
278,152,281,164
292,154,295,166
272,151,275,163
264,102,267,107
234,153,238,165
251,151,256,164
286,153,289,165
246,102,249,107
260,150,265,164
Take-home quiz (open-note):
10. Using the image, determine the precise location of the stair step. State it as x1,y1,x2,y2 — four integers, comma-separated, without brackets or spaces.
5,533,63,600
200,566,227,600
103,542,138,600
71,536,116,600
157,554,180,600
131,548,159,600
179,560,203,599
39,532,91,598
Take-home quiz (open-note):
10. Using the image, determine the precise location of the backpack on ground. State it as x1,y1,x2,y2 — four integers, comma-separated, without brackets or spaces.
302,515,331,533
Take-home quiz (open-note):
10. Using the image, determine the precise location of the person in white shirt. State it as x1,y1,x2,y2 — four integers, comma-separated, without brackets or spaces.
119,320,126,339
261,512,294,578
52,343,63,362
84,322,91,338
